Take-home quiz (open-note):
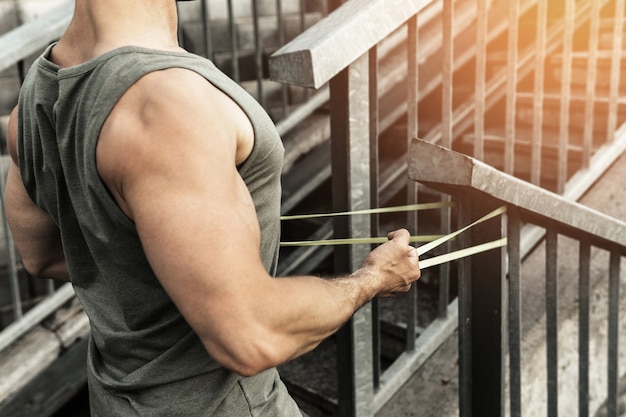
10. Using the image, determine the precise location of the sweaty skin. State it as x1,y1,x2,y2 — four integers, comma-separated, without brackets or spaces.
5,0,421,378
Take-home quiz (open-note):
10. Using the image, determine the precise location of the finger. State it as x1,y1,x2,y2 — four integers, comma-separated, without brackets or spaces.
387,228,411,243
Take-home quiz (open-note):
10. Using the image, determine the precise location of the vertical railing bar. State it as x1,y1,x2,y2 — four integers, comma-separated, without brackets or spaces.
546,229,559,417
200,0,213,60
369,44,381,390
473,0,488,161
251,0,264,107
557,0,575,194
582,0,600,169
330,54,373,417
176,2,185,49
578,240,591,417
531,0,547,186
299,0,310,101
607,0,625,142
0,102,21,312
439,0,453,320
299,0,306,33
441,0,453,151
606,250,620,417
275,0,290,119
507,208,522,417
45,275,55,294
504,0,520,175
406,15,419,349
457,198,472,417
10,0,25,83
0,162,23,319
227,0,240,83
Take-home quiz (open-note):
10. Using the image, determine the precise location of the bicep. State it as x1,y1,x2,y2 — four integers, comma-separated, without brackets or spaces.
97,71,272,353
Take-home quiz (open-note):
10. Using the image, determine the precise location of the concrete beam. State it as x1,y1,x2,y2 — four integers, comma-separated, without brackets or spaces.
408,138,626,250
0,1,73,75
269,0,434,88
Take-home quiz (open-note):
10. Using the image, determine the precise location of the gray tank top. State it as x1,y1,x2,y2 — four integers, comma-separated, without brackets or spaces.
17,44,300,416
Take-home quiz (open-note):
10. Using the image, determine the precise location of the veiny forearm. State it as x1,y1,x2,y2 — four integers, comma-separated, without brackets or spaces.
209,271,376,376
196,234,418,376
264,273,372,348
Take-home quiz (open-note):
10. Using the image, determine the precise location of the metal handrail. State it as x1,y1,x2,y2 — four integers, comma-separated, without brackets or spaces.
409,139,626,250
409,138,626,417
269,0,436,88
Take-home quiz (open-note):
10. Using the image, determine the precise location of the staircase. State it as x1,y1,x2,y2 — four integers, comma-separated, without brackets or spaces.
1,0,626,416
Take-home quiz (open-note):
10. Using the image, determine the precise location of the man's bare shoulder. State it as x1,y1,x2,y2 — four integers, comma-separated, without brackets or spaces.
96,67,240,218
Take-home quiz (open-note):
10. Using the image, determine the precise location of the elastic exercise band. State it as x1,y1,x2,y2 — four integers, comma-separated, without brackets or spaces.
280,206,507,257
279,235,445,247
419,237,507,269
280,201,454,221
416,206,506,256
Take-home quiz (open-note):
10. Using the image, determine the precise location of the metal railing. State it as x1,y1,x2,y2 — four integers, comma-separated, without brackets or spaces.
270,0,626,415
2,0,626,415
410,138,626,417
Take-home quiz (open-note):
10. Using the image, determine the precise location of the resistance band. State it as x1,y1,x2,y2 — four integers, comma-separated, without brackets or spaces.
280,201,454,221
280,205,508,269
280,234,445,247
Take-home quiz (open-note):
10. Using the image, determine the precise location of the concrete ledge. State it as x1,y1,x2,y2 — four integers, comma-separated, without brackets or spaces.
408,138,626,249
0,297,89,405
269,0,434,88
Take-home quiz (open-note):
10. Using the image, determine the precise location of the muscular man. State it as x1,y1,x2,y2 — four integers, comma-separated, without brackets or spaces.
5,0,420,415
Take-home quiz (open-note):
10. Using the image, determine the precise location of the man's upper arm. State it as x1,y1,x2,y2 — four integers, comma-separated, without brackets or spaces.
97,69,276,372
4,107,68,280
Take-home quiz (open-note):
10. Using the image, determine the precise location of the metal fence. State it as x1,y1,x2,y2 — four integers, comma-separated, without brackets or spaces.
410,139,626,417
270,0,626,415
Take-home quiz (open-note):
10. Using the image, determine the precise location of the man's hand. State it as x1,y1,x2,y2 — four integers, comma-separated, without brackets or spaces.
355,229,421,299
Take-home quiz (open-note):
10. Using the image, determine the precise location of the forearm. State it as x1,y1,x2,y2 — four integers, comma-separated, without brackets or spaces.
13,233,69,281
262,272,374,356
200,271,374,376
194,233,418,376
25,251,70,282
5,165,70,282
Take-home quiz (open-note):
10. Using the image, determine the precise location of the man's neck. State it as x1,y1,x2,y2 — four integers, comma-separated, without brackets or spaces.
52,0,183,67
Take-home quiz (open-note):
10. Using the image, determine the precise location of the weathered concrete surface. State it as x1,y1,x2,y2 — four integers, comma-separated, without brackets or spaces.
377,151,626,417
0,0,68,115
